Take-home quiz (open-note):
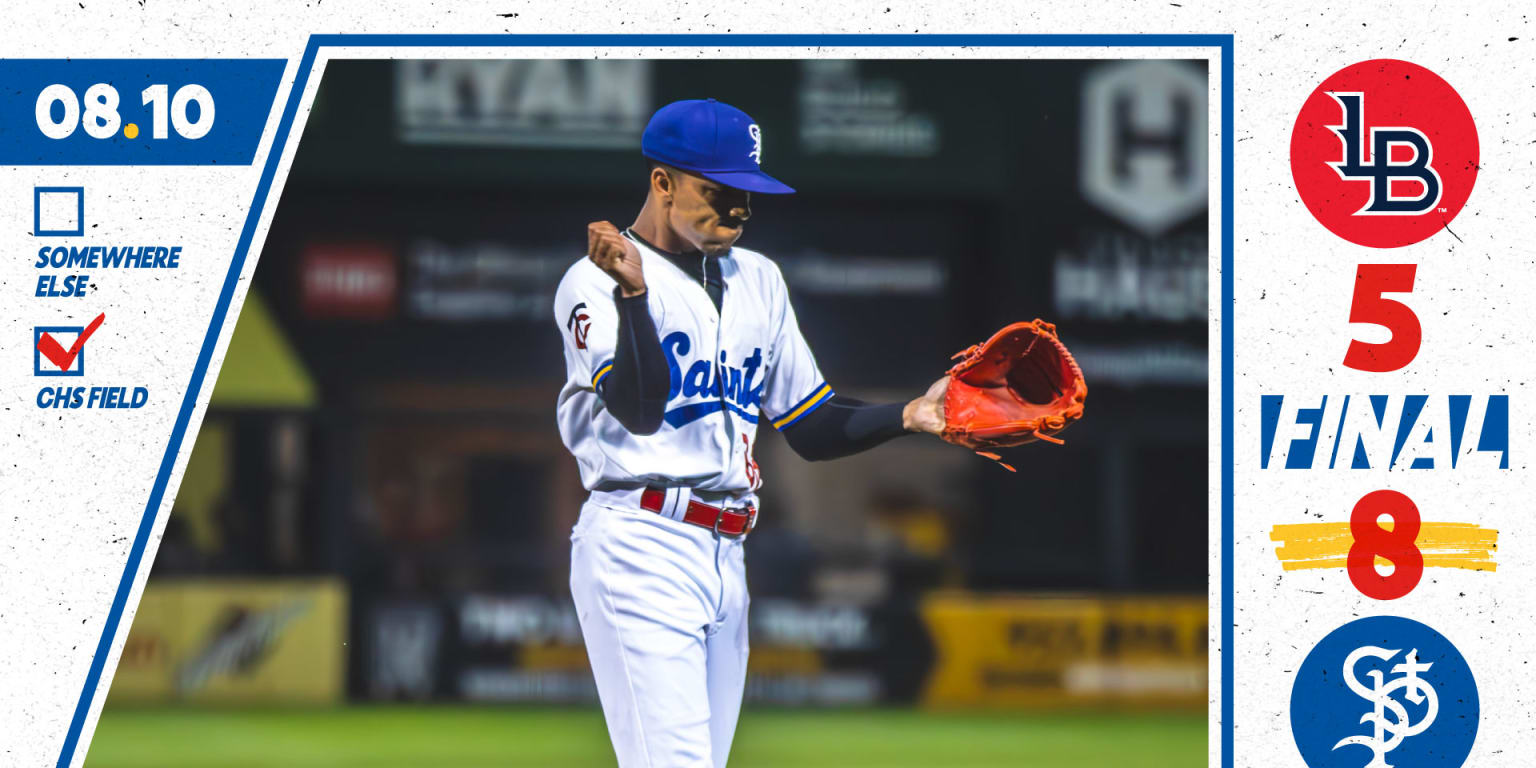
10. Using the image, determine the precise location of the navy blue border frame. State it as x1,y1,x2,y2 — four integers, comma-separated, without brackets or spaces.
55,33,1236,768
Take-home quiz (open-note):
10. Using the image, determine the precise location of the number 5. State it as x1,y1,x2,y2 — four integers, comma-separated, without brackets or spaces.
1344,264,1420,372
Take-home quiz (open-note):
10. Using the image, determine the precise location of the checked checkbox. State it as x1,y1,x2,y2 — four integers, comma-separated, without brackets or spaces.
34,313,104,377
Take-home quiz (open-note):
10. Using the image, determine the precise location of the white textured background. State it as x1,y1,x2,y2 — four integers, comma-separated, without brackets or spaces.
0,2,1529,767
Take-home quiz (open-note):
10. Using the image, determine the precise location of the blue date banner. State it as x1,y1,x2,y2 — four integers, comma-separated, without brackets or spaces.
0,59,285,165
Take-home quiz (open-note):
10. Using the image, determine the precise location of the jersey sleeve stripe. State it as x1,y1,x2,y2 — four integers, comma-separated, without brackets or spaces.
771,383,834,430
591,361,615,389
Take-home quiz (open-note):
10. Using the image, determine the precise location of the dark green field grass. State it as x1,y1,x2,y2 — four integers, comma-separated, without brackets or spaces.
87,706,1205,767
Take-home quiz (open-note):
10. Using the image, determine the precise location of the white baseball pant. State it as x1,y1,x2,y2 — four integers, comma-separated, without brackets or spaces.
570,493,750,768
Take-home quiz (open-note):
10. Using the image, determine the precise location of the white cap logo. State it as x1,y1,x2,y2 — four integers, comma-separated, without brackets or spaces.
748,124,762,164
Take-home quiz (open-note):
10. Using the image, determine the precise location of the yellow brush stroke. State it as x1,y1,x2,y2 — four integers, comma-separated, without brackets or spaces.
1271,522,1497,573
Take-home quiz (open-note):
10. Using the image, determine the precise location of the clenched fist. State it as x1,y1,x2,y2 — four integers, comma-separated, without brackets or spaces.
587,221,646,298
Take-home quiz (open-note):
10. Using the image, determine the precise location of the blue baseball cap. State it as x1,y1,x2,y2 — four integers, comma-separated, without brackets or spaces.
641,98,795,194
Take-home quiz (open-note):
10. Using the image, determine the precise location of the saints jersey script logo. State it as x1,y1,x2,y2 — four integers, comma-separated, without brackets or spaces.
661,330,764,427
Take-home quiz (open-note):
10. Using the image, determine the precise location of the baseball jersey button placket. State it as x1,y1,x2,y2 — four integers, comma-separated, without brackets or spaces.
712,261,737,476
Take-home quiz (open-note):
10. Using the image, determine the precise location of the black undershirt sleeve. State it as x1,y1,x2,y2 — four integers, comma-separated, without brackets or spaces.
600,287,670,435
778,394,912,461
598,283,909,456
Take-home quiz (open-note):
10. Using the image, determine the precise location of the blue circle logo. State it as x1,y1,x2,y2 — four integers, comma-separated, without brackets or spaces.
1291,616,1478,768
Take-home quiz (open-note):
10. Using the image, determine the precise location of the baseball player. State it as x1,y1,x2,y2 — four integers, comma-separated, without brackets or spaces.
554,98,949,768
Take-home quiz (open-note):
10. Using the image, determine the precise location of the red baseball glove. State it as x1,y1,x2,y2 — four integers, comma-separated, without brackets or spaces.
941,319,1087,469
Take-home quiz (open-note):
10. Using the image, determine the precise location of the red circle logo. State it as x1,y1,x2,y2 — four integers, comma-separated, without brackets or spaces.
1290,59,1478,248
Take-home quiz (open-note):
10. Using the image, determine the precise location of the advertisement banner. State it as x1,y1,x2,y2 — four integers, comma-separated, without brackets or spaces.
921,594,1206,709
108,580,346,704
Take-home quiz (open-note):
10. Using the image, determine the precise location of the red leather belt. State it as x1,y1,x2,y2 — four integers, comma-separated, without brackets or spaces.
640,487,757,539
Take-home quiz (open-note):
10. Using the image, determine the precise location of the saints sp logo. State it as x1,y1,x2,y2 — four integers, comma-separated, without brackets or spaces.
1333,646,1437,767
1291,616,1478,768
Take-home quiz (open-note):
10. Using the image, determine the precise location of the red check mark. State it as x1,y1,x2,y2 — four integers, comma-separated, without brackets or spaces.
37,313,105,372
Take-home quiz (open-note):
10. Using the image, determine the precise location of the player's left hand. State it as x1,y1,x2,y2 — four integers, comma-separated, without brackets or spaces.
902,375,948,435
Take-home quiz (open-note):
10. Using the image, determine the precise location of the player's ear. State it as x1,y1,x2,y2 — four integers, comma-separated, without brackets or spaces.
650,166,674,203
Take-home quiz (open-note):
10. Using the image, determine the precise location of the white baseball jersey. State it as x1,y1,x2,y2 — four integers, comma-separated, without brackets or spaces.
554,237,833,496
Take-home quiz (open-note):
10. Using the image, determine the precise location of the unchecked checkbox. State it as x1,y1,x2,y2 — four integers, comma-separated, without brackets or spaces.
35,187,84,237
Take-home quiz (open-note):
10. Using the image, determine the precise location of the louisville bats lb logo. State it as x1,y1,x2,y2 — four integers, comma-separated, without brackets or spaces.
1327,93,1440,215
1290,59,1479,248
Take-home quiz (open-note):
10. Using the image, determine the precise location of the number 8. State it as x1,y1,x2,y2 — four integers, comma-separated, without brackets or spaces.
1346,489,1424,600
82,83,121,140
